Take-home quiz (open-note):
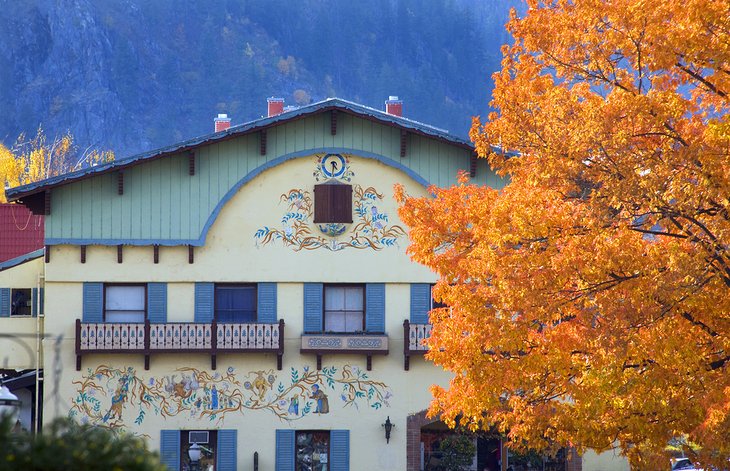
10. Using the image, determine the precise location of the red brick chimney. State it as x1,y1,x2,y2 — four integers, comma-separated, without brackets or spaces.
214,114,231,132
385,96,403,117
267,97,285,117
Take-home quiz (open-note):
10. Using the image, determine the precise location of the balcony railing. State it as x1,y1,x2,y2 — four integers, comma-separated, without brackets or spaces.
403,320,432,370
76,319,285,371
300,332,389,371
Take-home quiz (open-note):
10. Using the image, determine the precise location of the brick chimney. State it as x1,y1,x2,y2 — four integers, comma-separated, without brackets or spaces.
267,97,285,117
385,96,403,117
214,114,231,132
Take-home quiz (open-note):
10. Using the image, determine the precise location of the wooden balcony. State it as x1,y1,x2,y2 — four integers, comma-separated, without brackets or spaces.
403,320,432,370
300,333,389,371
75,319,285,371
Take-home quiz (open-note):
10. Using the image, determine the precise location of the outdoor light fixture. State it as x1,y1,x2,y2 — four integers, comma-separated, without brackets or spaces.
188,443,201,471
382,416,394,443
0,384,21,423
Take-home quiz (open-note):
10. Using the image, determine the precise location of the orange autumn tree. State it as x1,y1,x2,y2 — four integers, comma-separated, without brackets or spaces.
396,0,729,469
0,127,114,202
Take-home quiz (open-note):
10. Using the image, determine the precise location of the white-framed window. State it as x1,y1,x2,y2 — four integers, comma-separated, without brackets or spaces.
296,430,330,471
10,288,31,316
324,285,364,333
104,284,146,323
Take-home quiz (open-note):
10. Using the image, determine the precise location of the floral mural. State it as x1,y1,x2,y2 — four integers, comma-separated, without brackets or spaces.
253,154,406,251
70,364,392,429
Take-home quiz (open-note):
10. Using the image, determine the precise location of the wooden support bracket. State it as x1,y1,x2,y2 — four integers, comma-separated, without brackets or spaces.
366,355,373,371
45,245,50,263
400,130,407,157
117,171,124,195
153,245,159,264
316,354,322,371
188,245,194,264
330,110,337,135
80,245,86,264
470,153,477,178
117,245,123,264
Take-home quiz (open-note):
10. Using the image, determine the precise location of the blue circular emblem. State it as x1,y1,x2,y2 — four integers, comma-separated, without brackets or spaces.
321,153,346,179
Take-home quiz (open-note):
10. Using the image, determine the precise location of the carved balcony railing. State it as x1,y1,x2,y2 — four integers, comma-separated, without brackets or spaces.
76,319,284,371
300,332,389,371
403,320,432,370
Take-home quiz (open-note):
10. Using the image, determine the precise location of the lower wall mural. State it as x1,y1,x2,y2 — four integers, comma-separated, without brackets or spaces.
69,364,393,430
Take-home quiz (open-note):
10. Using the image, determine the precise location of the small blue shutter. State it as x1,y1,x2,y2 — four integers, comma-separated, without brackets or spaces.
39,287,44,316
32,288,38,317
410,283,431,324
160,430,180,471
0,288,9,317
257,283,277,323
303,283,323,333
365,283,385,332
82,282,103,322
330,430,350,471
194,282,214,322
147,283,167,323
275,429,295,471
217,429,237,471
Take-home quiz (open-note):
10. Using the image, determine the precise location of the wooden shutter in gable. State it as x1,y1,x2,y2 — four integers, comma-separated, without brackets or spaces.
365,283,385,333
82,282,103,322
332,184,352,223
275,429,295,471
314,184,333,223
314,183,352,223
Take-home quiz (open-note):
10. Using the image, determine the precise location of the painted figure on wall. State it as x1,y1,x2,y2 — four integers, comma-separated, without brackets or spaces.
102,375,130,422
310,384,329,414
288,396,299,416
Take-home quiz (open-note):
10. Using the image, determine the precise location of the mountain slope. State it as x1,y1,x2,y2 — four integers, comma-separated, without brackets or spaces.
0,0,518,158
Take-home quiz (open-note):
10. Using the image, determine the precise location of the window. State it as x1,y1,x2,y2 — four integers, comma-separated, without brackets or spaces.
431,284,447,310
104,284,145,323
314,183,352,223
215,284,256,322
324,285,364,333
10,289,31,316
181,429,217,471
296,431,329,471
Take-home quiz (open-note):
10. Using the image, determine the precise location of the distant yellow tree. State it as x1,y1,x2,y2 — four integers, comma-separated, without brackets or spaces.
0,127,114,202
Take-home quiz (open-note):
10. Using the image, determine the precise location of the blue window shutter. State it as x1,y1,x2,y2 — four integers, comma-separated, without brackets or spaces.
275,429,295,471
160,430,180,471
330,430,350,471
303,283,323,333
82,283,103,322
39,287,44,316
365,283,385,333
32,288,38,317
147,283,167,323
216,429,237,471
0,288,9,317
410,283,431,324
257,283,277,323
194,282,214,322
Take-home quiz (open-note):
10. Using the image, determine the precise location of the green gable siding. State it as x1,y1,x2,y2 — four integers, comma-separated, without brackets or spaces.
45,113,501,246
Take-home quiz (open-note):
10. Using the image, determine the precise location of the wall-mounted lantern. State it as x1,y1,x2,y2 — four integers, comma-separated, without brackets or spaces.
382,416,394,444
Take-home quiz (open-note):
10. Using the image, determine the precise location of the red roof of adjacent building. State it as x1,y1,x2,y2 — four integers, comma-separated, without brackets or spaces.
0,204,44,263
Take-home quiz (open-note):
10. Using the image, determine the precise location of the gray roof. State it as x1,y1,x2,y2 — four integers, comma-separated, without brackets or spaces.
6,98,475,200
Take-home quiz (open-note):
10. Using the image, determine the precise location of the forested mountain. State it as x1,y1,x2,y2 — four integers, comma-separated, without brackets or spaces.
0,0,519,158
